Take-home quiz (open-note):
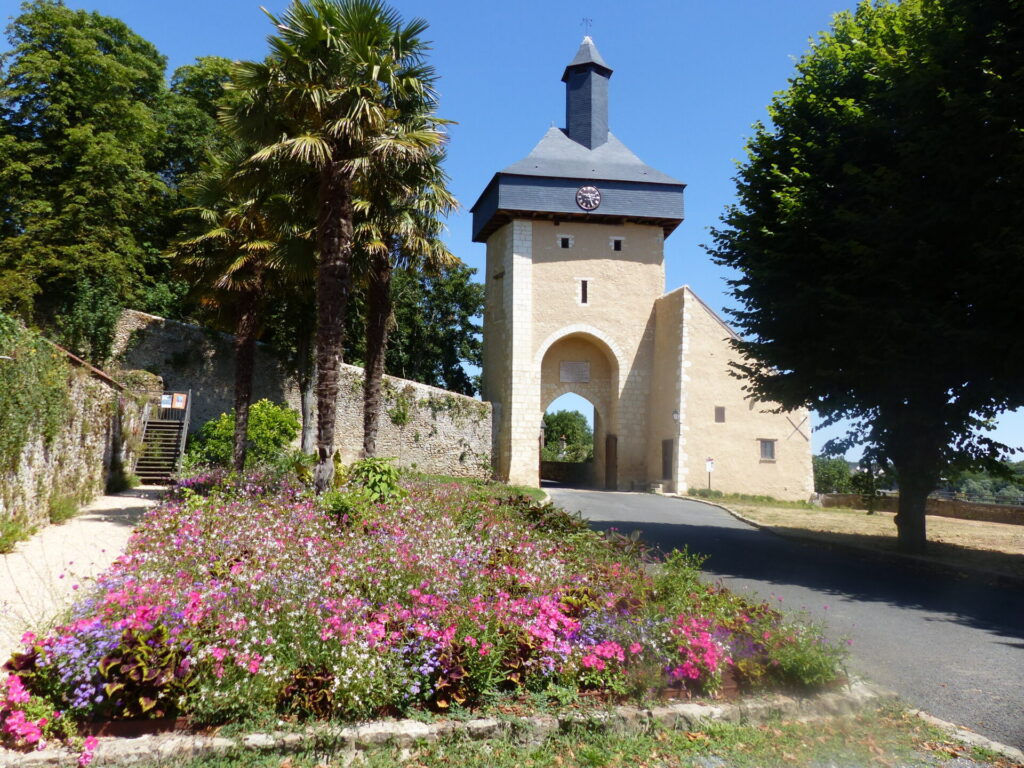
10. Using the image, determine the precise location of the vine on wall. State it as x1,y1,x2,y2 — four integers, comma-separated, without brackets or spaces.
0,312,71,472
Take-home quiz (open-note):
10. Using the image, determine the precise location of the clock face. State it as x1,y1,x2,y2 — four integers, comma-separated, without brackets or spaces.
576,185,601,211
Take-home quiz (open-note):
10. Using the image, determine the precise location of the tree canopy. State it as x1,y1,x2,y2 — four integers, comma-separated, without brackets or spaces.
707,0,1024,552
0,1,233,359
542,410,594,462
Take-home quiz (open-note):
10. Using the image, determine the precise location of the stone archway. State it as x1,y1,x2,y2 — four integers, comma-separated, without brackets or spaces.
539,332,620,489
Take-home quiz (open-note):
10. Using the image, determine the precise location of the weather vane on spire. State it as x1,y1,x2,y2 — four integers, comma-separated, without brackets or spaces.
581,17,593,36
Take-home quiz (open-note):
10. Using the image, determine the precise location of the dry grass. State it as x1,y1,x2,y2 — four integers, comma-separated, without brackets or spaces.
730,503,1024,581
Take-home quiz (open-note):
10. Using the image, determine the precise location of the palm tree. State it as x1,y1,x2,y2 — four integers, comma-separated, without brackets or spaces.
355,147,456,456
226,0,445,490
171,145,312,471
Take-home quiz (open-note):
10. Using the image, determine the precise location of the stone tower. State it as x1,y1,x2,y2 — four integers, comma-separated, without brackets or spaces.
473,37,813,498
473,37,685,490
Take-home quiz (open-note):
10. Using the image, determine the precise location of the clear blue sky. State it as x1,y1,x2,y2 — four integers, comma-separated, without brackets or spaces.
3,0,1021,458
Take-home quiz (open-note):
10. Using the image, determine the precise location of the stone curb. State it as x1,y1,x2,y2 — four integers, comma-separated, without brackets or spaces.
678,495,1024,589
0,679,898,767
912,710,1024,764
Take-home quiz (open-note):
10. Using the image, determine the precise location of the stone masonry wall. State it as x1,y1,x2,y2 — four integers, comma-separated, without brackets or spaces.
822,493,1024,526
112,311,492,478
1,368,150,528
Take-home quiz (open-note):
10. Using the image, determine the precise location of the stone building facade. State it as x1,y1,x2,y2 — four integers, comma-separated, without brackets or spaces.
474,38,812,499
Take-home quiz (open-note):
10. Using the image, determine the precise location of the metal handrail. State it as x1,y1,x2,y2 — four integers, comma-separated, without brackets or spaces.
175,389,192,474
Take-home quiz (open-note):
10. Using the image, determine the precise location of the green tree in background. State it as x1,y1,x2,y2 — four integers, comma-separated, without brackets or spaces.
344,263,483,396
542,410,593,463
812,455,852,494
707,0,1024,554
0,1,234,358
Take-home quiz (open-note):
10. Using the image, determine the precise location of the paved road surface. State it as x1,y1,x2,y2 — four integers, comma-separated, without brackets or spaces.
547,486,1024,750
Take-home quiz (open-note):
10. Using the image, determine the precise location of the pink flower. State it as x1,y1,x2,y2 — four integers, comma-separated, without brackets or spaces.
79,735,99,766
629,642,643,655
478,642,492,657
581,653,605,671
463,635,478,648
4,674,31,704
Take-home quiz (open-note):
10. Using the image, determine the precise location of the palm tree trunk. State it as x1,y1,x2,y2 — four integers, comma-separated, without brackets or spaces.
232,292,259,473
296,328,316,455
313,160,355,491
363,254,394,457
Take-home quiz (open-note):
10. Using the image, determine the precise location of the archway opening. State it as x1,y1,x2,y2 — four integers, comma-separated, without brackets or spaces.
541,393,595,487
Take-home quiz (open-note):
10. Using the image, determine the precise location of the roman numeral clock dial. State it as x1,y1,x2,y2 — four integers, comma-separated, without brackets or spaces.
575,185,601,211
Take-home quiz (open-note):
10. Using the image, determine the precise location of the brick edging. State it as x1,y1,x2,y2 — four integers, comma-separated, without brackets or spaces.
0,680,898,767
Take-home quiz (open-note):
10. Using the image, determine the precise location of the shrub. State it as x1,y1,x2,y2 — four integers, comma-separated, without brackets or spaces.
0,517,33,554
185,399,299,469
47,496,78,525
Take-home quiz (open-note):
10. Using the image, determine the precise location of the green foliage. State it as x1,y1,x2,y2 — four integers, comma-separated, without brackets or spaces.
97,625,196,719
346,264,484,396
387,389,412,427
813,455,852,494
706,0,1024,551
346,457,405,505
186,399,299,469
0,312,70,473
47,494,78,525
542,410,593,462
0,3,236,343
0,515,33,553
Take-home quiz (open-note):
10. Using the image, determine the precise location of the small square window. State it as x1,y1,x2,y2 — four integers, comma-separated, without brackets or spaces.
612,239,623,252
715,406,725,423
560,236,571,249
580,279,588,304
759,439,776,461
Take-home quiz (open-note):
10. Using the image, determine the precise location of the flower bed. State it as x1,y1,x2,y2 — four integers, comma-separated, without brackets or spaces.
1,470,846,760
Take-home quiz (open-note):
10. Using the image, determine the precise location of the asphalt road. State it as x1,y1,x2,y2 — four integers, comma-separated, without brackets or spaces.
547,485,1024,750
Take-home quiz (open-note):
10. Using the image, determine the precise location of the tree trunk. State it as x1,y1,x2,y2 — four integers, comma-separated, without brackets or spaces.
363,254,394,457
885,400,946,555
313,160,355,492
232,292,259,473
894,479,930,555
296,330,316,455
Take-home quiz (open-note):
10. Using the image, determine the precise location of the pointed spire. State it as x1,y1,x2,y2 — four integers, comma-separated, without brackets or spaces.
562,36,612,82
562,37,612,150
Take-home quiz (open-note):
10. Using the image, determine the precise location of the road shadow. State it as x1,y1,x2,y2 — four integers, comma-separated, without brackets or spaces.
585,516,1024,643
78,486,166,529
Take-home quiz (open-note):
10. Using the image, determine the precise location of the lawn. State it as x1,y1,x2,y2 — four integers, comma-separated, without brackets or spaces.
725,500,1024,581
1,465,847,763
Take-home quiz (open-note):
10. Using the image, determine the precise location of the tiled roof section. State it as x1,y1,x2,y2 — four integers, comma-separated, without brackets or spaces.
501,126,683,185
562,35,611,79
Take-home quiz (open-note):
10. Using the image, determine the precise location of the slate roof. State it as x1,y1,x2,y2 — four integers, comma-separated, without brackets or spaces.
562,35,611,78
500,126,683,186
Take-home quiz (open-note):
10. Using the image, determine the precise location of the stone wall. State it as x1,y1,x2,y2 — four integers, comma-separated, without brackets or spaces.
113,310,492,478
822,493,1024,526
1,367,151,528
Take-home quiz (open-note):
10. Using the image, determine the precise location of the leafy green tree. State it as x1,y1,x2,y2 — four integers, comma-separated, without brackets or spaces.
344,263,484,395
186,399,300,469
227,0,447,491
707,0,1024,553
0,3,237,352
812,455,852,494
0,0,171,357
542,410,593,462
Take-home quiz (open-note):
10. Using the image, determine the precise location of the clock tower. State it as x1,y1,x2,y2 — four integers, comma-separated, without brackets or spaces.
472,37,685,489
473,37,813,498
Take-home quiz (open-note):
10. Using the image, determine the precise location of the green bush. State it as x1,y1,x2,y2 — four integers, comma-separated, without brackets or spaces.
185,399,300,469
0,516,34,553
47,495,78,524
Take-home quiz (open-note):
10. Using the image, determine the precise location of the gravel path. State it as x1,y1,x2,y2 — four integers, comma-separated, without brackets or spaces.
547,485,1024,751
0,487,161,660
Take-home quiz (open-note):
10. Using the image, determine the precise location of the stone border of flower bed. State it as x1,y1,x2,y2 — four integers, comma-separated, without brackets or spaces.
0,679,899,767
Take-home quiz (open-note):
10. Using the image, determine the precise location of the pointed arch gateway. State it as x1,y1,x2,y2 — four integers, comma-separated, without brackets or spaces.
538,327,621,489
